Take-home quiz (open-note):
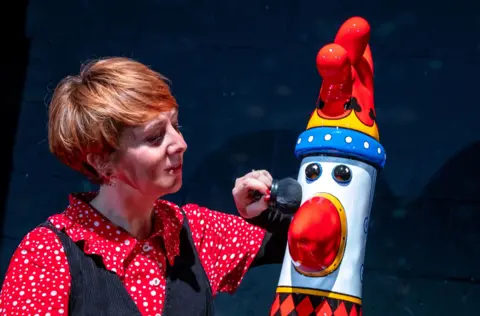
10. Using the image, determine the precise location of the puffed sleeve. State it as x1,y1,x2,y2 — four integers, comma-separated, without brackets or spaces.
182,204,266,295
0,227,71,315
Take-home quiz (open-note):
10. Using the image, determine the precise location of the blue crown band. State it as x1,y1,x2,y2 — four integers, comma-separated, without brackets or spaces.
294,126,386,169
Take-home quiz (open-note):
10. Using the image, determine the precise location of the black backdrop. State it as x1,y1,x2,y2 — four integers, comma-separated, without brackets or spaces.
1,1,479,314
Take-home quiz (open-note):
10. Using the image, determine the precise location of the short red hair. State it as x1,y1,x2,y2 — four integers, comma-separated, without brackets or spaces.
48,57,178,183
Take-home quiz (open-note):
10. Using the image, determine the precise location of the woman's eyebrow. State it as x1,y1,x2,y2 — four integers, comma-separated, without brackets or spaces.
144,119,166,132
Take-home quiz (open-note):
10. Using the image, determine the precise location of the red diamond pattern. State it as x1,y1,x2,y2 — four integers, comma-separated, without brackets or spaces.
296,296,314,315
279,294,295,315
270,295,280,316
316,300,333,316
333,302,348,316
269,292,362,316
350,305,358,316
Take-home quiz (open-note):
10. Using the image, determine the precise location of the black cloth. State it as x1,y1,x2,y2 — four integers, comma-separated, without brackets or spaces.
38,208,214,316
37,207,291,315
248,207,292,267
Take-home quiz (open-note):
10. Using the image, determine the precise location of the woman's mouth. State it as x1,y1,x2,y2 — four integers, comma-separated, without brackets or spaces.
166,164,182,174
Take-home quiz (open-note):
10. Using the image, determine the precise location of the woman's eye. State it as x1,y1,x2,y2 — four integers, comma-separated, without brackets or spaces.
146,134,164,144
333,164,352,183
305,163,322,181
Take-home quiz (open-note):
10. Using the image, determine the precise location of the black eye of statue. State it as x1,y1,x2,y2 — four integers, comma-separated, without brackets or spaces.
305,163,321,181
333,165,352,183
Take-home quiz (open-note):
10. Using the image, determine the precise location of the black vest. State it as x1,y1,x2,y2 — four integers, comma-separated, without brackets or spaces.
39,210,214,316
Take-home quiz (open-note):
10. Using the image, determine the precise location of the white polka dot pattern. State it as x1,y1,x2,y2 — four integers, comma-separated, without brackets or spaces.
0,192,267,315
0,227,71,316
182,204,265,294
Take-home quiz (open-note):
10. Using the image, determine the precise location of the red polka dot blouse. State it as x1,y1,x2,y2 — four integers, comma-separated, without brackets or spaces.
0,192,266,315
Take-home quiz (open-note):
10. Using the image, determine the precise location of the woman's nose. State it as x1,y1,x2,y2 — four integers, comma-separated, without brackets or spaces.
167,129,187,154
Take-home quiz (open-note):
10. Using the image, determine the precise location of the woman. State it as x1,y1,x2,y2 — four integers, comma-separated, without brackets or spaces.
0,57,291,315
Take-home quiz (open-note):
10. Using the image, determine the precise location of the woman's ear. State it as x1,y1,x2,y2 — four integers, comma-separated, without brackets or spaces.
86,153,114,180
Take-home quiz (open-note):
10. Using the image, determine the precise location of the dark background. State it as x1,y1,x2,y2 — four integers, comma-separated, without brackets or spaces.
1,0,479,315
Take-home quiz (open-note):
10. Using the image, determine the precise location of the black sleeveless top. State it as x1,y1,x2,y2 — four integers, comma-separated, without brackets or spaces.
38,207,291,316
39,209,214,316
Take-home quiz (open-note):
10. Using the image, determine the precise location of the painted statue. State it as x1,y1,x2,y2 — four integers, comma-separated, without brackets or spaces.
269,16,386,316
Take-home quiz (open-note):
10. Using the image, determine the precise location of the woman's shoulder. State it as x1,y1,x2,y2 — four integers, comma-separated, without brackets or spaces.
4,220,68,278
1,221,72,314
13,211,72,257
15,221,64,253
156,199,223,218
155,199,204,217
155,199,259,236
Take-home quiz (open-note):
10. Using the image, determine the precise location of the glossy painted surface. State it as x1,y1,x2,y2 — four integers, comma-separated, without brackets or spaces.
277,156,377,303
272,17,382,311
308,17,379,141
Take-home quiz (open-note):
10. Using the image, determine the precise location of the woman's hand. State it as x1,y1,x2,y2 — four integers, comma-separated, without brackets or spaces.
233,169,273,219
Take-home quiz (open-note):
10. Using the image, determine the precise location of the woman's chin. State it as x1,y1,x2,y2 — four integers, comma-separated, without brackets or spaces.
161,176,183,195
151,170,183,197
170,178,183,193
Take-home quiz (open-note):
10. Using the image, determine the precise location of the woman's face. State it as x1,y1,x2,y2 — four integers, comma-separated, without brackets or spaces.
111,109,187,198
